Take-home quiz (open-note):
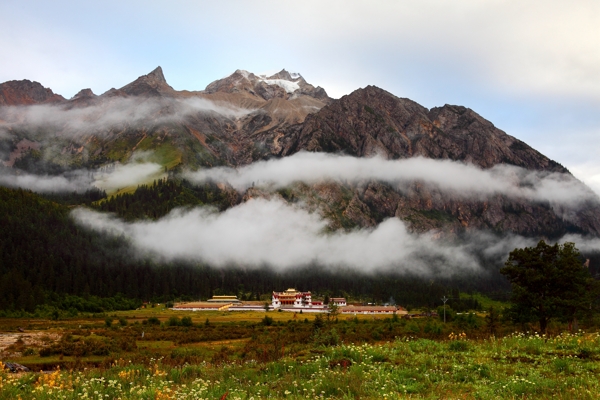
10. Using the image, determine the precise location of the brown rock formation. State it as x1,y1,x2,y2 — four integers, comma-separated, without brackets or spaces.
118,66,177,97
0,80,65,106
279,86,566,173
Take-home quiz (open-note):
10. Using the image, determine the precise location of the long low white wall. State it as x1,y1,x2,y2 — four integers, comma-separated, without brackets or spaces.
228,306,269,312
340,311,396,314
278,308,328,313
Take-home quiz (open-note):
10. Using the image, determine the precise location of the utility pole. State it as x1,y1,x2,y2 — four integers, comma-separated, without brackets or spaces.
441,295,449,323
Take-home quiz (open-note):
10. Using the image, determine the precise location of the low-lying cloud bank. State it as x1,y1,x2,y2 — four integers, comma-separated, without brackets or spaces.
93,162,164,193
0,169,94,193
185,152,599,206
72,197,591,275
0,161,163,193
0,96,252,137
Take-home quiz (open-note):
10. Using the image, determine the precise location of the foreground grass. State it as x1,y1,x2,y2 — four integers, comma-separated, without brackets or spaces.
2,331,600,399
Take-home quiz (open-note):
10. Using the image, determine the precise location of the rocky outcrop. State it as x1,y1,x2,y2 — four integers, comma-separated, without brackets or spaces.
0,80,65,106
118,66,177,97
68,88,98,108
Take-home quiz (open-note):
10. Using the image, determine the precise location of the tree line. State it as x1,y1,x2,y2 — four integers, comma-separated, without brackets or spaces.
93,178,239,221
0,185,512,313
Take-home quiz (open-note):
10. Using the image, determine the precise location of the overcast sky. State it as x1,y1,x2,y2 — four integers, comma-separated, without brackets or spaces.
1,0,599,194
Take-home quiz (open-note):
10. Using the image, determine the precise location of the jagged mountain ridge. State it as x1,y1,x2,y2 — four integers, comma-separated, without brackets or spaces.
0,67,331,167
1,67,599,237
277,85,566,172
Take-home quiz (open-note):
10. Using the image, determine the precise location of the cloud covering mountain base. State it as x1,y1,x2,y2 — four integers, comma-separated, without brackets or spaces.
73,196,600,275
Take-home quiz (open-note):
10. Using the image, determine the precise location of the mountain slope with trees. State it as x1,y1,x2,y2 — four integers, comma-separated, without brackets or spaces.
1,68,600,312
1,186,507,312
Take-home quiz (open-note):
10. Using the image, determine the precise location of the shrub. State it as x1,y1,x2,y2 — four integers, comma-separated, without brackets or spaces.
553,358,571,373
448,340,470,352
22,348,36,356
437,306,455,322
313,328,339,347
423,321,442,334
147,317,160,325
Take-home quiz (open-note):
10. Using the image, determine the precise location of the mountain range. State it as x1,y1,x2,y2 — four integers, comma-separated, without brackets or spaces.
1,66,599,239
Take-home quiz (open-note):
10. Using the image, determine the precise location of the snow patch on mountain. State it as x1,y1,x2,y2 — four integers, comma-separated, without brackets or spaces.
261,79,300,93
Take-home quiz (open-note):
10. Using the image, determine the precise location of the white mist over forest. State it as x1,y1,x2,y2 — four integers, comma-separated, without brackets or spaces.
71,195,600,275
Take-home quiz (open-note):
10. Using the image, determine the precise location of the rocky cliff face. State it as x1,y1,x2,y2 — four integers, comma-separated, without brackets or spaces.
278,86,566,172
1,68,599,238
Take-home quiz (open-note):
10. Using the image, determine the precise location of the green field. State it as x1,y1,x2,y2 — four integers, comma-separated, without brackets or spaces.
2,310,600,399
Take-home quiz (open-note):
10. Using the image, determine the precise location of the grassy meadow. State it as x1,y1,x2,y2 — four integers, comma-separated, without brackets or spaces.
2,308,600,399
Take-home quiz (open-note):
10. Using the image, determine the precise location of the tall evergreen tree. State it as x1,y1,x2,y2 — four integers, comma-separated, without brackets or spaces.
501,240,599,334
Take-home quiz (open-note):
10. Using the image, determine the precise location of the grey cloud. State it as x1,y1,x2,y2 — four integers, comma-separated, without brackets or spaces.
184,152,599,206
0,96,253,138
559,234,600,255
0,160,163,194
70,198,486,274
72,197,600,274
0,169,94,193
93,162,164,193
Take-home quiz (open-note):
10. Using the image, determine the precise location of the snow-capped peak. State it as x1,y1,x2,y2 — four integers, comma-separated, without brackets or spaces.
205,68,328,100
236,69,251,80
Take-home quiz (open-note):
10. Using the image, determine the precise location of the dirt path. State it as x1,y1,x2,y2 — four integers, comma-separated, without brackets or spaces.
0,332,59,357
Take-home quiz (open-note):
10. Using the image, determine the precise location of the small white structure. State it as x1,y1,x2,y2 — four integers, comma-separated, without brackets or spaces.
330,298,347,307
340,306,404,315
172,302,232,311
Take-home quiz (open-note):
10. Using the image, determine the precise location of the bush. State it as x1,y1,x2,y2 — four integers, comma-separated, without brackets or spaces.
39,335,114,357
423,321,442,334
406,322,421,334
553,358,571,373
313,328,340,347
23,348,36,356
146,317,160,325
437,306,455,322
448,340,470,352
181,316,193,327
